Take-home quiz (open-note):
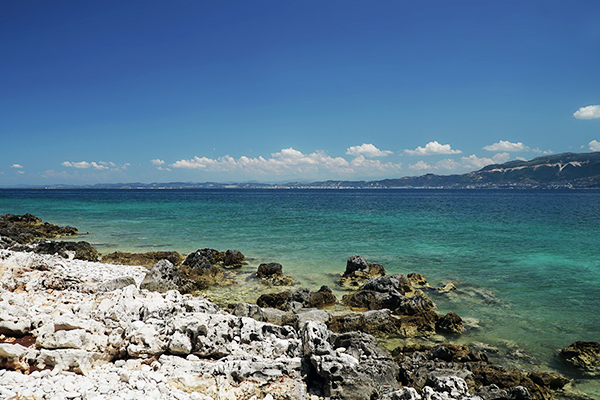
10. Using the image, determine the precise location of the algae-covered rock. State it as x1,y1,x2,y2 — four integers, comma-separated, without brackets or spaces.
101,251,184,267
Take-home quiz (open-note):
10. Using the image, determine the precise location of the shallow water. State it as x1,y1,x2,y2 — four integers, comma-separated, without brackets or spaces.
1,188,599,395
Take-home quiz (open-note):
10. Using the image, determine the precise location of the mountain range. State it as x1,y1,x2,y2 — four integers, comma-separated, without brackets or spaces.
19,151,600,190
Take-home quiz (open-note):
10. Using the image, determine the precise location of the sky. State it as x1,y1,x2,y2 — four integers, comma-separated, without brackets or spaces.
1,0,599,186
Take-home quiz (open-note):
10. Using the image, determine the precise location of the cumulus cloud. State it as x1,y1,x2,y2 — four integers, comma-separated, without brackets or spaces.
151,159,165,166
405,141,462,155
483,140,529,152
346,143,393,157
460,153,510,169
409,160,432,170
170,147,403,178
10,164,23,169
61,161,126,170
573,105,600,120
590,140,600,151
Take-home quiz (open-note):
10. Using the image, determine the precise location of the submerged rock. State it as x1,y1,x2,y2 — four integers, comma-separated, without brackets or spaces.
559,341,600,377
101,251,184,267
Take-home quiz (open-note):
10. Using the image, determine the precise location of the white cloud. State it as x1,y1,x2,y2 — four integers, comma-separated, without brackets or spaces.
10,164,23,169
590,140,600,151
17,170,25,174
62,161,127,170
170,147,403,178
573,105,600,120
461,153,510,169
346,143,393,157
483,140,529,152
405,141,462,155
516,157,527,161
151,159,165,166
409,160,432,170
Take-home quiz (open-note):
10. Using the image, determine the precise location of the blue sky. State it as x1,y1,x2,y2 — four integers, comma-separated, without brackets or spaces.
1,0,599,186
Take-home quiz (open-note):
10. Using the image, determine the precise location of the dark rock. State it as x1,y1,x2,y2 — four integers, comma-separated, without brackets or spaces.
101,251,184,267
308,286,337,309
183,248,218,269
395,294,435,316
0,213,78,244
329,308,438,338
527,372,570,390
256,262,294,286
222,249,245,268
257,262,283,278
436,312,465,334
390,273,415,294
342,289,404,311
256,291,291,310
344,255,369,275
559,341,600,377
140,260,181,293
339,255,386,289
392,344,556,400
26,240,99,261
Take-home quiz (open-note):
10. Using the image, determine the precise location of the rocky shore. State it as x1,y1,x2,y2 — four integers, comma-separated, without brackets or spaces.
0,214,598,400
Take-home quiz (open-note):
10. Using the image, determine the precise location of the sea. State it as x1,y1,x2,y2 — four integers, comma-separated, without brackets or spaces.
1,188,599,395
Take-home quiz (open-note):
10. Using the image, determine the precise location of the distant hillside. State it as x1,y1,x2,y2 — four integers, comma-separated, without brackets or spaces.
309,152,600,189
15,151,600,190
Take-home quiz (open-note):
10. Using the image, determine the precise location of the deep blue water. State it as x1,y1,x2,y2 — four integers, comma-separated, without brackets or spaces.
1,188,599,385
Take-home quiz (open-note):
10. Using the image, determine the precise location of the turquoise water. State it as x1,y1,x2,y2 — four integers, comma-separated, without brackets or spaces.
1,188,599,391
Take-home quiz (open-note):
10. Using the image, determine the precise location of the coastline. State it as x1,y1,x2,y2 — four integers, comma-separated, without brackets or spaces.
0,215,599,399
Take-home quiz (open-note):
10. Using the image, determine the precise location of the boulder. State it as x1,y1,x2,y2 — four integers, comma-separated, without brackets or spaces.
256,262,294,285
140,260,181,293
559,341,600,377
308,285,337,309
257,262,284,278
101,251,184,267
257,291,291,310
342,277,407,310
436,312,465,334
339,255,386,289
222,249,245,268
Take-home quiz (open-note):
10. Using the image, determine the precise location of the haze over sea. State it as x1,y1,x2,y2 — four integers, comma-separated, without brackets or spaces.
2,188,599,391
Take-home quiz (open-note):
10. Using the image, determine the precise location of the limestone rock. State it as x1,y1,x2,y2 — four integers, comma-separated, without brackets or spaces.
140,259,181,293
407,272,429,288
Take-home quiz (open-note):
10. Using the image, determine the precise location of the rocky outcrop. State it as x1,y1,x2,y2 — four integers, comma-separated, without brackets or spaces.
257,286,337,311
101,251,184,267
392,344,567,400
339,255,386,289
301,321,400,399
182,247,245,269
559,341,600,377
17,239,100,262
256,262,294,285
0,213,78,245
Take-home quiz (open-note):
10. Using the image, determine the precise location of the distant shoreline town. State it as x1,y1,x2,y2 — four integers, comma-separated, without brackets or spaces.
5,151,600,190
